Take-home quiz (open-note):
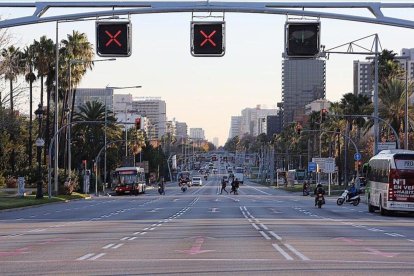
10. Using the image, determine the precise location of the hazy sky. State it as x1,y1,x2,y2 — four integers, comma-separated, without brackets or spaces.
2,1,414,146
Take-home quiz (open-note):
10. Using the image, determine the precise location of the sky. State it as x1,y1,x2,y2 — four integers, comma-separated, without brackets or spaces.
1,1,414,146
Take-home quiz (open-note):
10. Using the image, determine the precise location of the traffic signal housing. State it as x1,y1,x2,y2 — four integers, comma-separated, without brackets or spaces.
191,21,225,57
295,123,302,135
321,108,328,122
285,22,320,57
135,117,141,130
96,21,132,57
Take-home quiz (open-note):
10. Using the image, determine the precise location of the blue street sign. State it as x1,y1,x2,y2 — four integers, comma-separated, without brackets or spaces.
354,153,362,161
308,162,317,172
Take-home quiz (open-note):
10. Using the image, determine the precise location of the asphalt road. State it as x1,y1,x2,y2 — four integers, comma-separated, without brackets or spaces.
1,174,414,275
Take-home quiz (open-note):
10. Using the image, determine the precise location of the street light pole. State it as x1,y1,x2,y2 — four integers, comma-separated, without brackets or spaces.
34,104,44,199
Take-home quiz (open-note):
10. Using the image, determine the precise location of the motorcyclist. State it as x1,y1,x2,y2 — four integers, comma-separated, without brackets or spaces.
158,177,165,195
314,183,325,206
347,182,358,199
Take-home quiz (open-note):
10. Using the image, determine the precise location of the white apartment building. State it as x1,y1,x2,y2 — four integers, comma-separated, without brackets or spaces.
228,116,242,140
189,128,205,140
305,99,331,115
353,61,373,98
74,88,114,111
132,97,167,139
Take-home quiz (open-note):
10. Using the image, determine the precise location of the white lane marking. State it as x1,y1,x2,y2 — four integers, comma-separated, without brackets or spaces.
260,223,268,230
77,253,95,261
140,232,147,235
156,224,162,227
408,239,414,243
272,244,293,260
259,231,271,240
128,237,137,241
248,219,252,222
368,228,384,232
149,228,156,231
103,244,115,249
133,232,141,235
143,228,149,231
251,223,260,230
151,224,157,227
385,233,405,237
89,253,106,260
284,243,310,261
243,206,247,211
246,185,273,195
112,243,124,249
268,231,282,241
121,237,129,241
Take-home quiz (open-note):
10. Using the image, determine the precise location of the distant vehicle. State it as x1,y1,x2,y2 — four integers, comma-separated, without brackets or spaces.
192,176,203,186
287,169,306,186
113,167,146,195
234,167,244,184
211,155,218,161
367,150,414,215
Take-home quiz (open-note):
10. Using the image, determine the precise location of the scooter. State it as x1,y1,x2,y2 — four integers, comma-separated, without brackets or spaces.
158,186,165,195
336,190,360,206
316,193,325,208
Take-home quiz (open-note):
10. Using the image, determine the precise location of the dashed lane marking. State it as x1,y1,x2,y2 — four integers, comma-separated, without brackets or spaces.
284,243,310,261
268,231,282,241
272,244,293,260
259,231,271,240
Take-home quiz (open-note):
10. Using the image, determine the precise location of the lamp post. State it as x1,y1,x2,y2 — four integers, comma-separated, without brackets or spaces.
34,104,45,199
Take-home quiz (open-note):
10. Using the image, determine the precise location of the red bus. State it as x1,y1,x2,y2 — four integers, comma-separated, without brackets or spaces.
366,150,414,215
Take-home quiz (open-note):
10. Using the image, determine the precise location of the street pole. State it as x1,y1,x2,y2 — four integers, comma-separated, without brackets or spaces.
54,21,59,195
373,34,379,155
104,96,107,187
405,59,409,149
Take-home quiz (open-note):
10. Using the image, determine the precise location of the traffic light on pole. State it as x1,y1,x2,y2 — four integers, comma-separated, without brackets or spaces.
321,108,328,122
295,123,302,135
191,21,225,57
285,22,320,57
96,21,132,57
135,117,141,130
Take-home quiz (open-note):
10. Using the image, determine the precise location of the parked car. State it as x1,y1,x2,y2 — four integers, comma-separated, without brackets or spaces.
192,176,203,186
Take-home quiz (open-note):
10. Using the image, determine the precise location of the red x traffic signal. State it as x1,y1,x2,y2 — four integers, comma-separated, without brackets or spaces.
191,21,225,57
96,21,132,57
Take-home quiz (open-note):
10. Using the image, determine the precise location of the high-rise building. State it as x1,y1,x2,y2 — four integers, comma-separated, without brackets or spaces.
240,108,258,135
212,137,219,148
254,108,278,136
229,116,242,139
75,88,114,111
281,59,326,126
132,97,166,139
175,122,188,139
353,61,373,97
189,128,205,140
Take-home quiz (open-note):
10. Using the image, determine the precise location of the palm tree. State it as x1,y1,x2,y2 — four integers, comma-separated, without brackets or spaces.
33,36,54,108
22,45,37,169
378,77,414,142
59,30,94,123
1,45,23,113
33,36,55,165
72,101,121,174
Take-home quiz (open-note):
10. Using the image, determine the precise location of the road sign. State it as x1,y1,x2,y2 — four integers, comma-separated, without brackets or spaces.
324,159,335,173
354,152,362,161
378,141,397,151
308,162,317,172
96,21,132,57
191,21,225,57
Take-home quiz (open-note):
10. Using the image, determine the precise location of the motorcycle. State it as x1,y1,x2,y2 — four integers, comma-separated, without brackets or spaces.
316,193,325,208
158,185,165,195
302,183,310,196
337,190,360,206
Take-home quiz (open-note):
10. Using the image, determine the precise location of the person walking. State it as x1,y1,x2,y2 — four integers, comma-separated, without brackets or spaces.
220,176,228,194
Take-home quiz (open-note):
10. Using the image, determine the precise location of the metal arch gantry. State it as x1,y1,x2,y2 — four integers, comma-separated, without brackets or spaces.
1,1,414,29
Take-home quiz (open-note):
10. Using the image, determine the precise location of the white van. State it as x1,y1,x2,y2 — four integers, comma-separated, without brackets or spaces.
234,167,244,184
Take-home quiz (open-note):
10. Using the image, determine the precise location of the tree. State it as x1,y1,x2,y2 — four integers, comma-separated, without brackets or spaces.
22,45,37,169
1,45,23,113
32,36,55,165
59,31,94,124
72,101,121,188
